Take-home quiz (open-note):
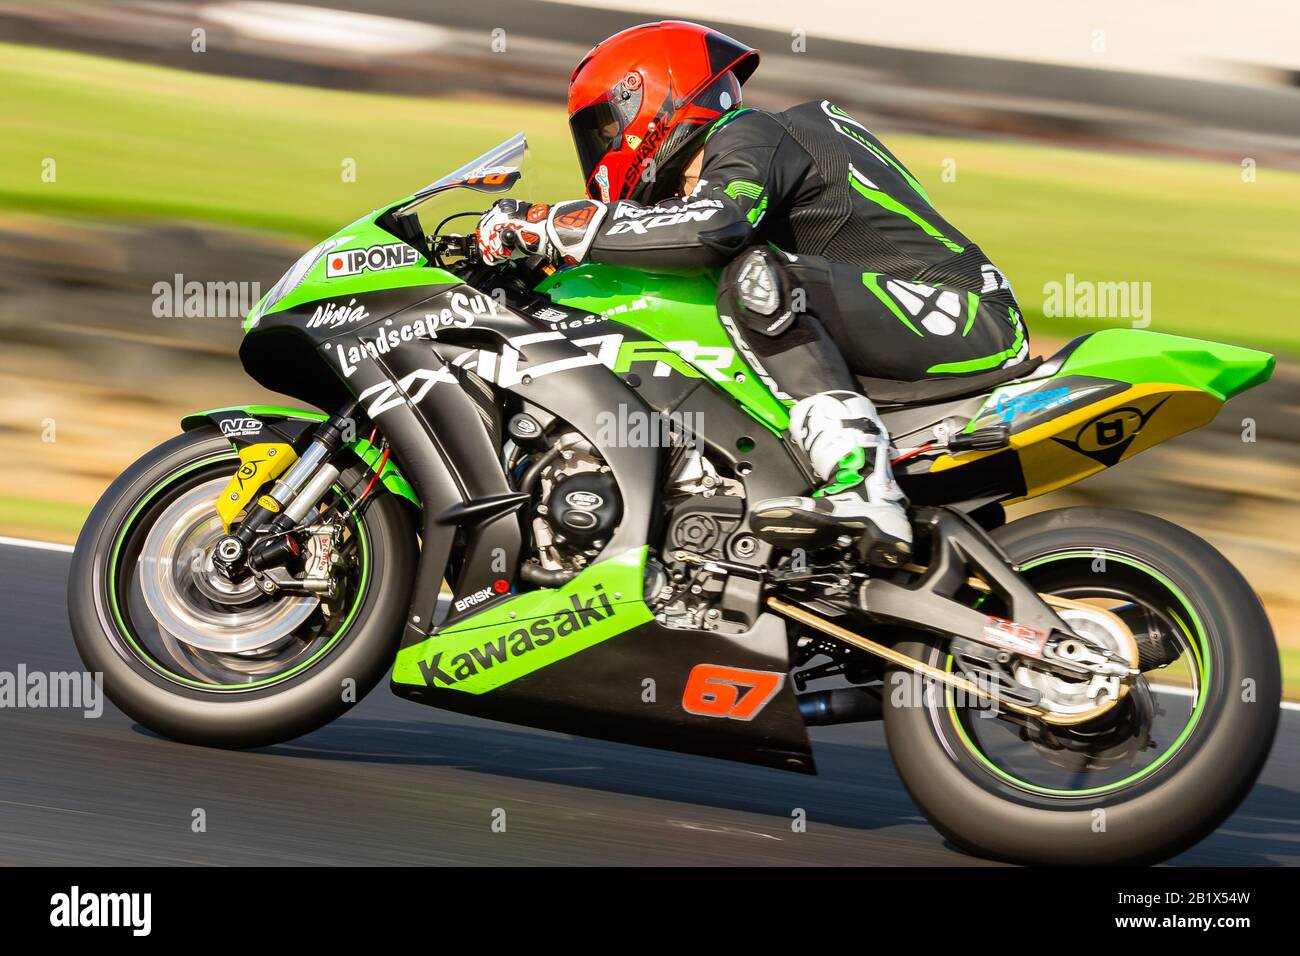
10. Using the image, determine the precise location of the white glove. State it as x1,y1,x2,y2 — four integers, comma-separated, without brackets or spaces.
474,198,554,265
474,198,607,267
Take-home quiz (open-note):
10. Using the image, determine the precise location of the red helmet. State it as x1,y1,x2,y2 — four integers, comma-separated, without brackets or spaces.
568,21,759,204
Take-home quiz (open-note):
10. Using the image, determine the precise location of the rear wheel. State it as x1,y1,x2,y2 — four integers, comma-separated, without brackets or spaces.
882,507,1280,864
68,428,418,748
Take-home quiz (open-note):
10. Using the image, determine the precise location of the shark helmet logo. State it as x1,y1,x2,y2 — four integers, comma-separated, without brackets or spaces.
623,97,677,193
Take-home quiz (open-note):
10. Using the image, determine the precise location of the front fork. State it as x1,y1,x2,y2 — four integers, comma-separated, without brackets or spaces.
212,402,361,581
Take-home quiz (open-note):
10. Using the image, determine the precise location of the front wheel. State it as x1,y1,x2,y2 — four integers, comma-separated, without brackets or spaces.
68,428,418,749
882,506,1280,865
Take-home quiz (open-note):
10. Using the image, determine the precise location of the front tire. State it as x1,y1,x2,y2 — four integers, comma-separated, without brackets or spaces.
68,428,418,749
883,507,1280,865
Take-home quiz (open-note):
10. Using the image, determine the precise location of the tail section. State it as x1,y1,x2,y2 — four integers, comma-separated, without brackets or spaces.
910,329,1274,504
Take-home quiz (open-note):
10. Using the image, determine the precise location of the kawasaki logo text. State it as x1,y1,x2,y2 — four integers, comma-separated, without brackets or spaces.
419,586,616,687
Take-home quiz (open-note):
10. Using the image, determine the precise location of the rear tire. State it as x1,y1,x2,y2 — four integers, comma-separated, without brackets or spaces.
883,506,1280,865
68,428,418,749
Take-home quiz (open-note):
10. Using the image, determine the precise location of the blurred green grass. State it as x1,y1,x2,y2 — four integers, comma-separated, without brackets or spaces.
0,42,579,236
1282,648,1300,704
0,496,88,542
4,42,1300,353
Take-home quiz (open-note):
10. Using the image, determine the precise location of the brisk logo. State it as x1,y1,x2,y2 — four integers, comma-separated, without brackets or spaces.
453,586,494,613
326,242,418,277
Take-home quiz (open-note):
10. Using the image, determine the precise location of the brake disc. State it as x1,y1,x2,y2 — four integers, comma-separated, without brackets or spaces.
138,478,318,654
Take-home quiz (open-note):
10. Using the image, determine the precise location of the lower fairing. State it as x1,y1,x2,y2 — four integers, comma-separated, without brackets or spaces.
392,613,815,773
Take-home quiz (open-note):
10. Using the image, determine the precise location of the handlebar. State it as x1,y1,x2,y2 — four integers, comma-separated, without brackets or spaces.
430,222,517,266
429,216,549,284
431,231,479,264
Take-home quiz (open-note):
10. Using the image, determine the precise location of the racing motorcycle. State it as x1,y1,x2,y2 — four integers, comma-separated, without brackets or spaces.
69,134,1281,865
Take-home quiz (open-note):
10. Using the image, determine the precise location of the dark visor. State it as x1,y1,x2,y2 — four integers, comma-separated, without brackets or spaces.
570,75,644,186
570,100,624,185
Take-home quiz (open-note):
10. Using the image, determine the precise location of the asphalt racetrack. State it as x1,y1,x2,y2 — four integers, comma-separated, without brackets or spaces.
1,541,1295,866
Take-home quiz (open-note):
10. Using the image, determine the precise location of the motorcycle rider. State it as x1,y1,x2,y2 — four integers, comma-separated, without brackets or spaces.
473,20,1029,564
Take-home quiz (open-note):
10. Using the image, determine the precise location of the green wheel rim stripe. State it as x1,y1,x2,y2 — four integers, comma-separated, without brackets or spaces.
945,550,1211,798
105,453,371,691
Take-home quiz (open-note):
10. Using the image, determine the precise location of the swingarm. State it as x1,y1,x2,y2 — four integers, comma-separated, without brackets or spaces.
765,507,1141,725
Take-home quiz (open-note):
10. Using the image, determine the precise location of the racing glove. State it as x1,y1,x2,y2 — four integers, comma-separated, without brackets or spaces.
474,198,607,266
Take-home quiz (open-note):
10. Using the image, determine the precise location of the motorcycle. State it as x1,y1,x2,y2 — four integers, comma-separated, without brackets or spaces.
69,133,1281,865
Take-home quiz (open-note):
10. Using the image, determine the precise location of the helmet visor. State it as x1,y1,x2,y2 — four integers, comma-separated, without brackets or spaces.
569,74,644,190
569,99,624,186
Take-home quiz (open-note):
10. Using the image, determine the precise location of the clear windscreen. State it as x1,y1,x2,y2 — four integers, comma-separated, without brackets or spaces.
401,133,529,212
398,133,532,264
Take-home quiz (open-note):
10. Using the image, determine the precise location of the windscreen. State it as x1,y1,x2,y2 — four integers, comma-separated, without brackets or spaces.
405,133,529,206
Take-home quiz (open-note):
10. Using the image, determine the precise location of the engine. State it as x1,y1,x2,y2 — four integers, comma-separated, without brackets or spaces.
509,408,750,632
646,446,751,631
546,471,622,550
513,420,624,585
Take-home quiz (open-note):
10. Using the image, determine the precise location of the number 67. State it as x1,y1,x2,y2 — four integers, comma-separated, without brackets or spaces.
681,664,784,721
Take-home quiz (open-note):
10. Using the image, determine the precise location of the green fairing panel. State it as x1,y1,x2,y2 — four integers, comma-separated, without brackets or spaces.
181,404,328,427
243,208,460,331
537,264,792,434
181,405,420,507
392,546,654,693
1057,329,1274,402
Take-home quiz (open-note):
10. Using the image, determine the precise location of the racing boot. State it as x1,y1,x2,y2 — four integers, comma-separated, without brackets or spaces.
752,391,913,566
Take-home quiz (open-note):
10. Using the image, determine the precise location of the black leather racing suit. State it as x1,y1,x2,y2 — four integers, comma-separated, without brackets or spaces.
574,100,1029,398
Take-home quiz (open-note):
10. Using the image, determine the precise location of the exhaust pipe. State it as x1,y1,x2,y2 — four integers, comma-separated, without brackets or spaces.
798,686,883,726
